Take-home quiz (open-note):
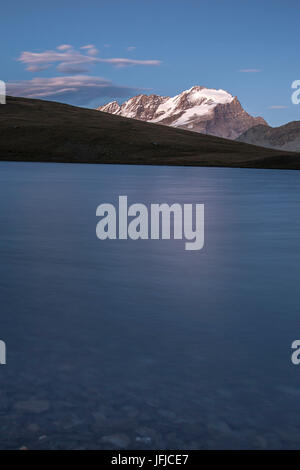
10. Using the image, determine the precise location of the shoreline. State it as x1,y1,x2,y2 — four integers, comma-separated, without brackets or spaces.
1,157,300,171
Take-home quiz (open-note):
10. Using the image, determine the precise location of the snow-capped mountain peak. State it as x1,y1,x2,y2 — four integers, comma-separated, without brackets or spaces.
97,86,267,139
150,86,234,126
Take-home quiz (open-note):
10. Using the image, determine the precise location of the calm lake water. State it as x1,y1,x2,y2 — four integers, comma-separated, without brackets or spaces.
0,161,300,449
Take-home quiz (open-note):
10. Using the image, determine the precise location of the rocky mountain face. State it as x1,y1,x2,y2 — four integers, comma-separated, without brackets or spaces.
236,121,300,152
97,86,268,140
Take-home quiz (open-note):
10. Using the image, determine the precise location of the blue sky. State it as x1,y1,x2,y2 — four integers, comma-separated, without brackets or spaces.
1,0,300,126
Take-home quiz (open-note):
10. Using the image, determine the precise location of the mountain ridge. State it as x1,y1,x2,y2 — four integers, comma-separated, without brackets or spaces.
97,86,268,139
236,121,300,152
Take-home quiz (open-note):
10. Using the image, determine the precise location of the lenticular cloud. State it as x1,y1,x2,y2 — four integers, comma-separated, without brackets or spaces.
7,75,141,105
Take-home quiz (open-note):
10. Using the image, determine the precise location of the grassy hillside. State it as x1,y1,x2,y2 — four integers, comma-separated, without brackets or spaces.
0,96,300,169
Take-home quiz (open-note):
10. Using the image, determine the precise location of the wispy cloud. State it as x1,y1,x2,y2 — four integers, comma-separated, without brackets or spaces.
7,75,141,105
268,105,289,109
80,44,99,56
17,45,161,73
127,46,136,52
56,44,73,51
26,64,52,72
238,69,261,73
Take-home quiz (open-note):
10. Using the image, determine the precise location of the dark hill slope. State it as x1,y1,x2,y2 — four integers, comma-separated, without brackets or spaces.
0,96,299,169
